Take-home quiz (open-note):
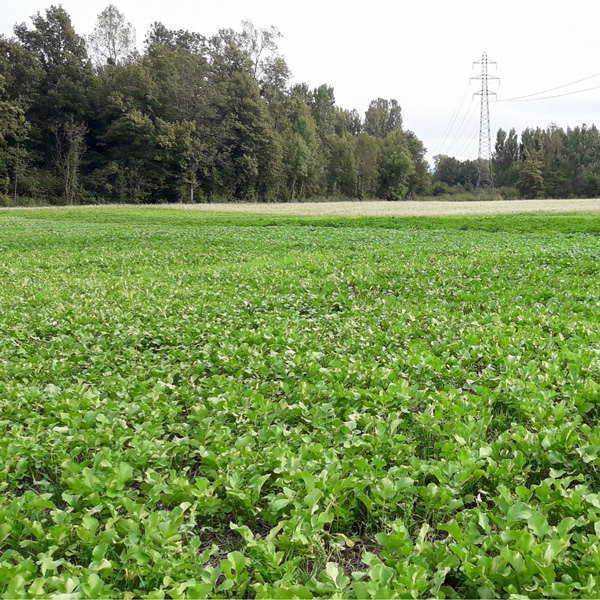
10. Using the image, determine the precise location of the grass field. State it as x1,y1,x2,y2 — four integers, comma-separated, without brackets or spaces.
2,207,600,598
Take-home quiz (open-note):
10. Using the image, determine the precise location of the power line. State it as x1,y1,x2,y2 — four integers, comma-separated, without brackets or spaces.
432,92,468,156
502,83,600,102
499,72,600,102
442,101,473,155
445,100,478,155
456,120,480,159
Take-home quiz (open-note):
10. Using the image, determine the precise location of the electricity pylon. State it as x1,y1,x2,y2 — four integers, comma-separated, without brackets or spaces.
471,52,499,190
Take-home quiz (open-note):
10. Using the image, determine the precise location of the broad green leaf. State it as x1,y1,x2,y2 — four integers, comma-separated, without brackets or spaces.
528,511,552,538
507,503,533,525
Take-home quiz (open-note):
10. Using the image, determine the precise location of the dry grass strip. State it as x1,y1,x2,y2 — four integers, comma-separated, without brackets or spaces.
170,199,600,217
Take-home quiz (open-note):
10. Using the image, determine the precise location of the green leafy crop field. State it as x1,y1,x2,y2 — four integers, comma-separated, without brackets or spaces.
1,208,600,598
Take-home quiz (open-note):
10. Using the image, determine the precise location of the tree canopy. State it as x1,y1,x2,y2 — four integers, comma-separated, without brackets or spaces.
4,5,598,205
433,125,600,200
0,5,430,204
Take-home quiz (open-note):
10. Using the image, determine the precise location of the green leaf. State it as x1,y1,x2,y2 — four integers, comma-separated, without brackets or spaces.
0,523,11,544
357,495,374,511
439,520,464,542
271,498,292,512
227,551,247,574
116,462,134,485
507,502,533,526
82,515,99,532
304,489,323,514
528,511,552,538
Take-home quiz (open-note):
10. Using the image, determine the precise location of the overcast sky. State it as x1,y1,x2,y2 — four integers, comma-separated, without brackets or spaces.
2,0,600,164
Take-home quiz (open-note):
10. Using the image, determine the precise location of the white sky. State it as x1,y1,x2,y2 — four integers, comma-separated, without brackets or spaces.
2,0,600,164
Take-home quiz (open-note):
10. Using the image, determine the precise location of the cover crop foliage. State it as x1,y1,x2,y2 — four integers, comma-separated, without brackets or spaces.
1,208,600,598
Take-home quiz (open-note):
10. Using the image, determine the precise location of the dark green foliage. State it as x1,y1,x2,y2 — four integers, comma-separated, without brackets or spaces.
354,134,380,198
280,98,322,200
0,73,29,201
378,131,415,200
7,6,92,204
333,107,362,137
517,151,546,199
517,125,600,199
328,134,357,197
209,71,282,201
433,154,478,188
404,131,430,196
145,22,207,56
364,98,403,138
2,6,431,204
438,124,600,199
493,128,519,187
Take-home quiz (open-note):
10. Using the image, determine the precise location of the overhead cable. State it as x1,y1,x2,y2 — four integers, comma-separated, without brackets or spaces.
499,72,600,102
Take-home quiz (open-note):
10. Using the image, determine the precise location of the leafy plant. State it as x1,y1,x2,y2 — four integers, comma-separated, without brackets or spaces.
1,207,600,597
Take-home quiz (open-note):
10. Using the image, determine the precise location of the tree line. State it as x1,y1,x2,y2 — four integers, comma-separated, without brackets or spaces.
0,5,430,205
433,124,600,199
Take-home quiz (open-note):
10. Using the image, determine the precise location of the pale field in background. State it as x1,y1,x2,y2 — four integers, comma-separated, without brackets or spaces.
3,199,600,216
172,199,600,217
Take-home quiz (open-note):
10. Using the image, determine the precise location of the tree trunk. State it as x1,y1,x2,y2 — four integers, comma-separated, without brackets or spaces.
53,118,86,205
13,143,19,205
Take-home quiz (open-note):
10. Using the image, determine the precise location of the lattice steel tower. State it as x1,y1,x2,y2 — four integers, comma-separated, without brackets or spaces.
471,52,499,190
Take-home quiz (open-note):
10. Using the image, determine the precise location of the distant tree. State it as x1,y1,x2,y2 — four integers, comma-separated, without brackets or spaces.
237,20,284,86
290,83,312,103
88,5,136,67
354,134,380,198
144,44,210,121
432,154,461,185
14,6,88,69
13,6,92,199
210,71,281,200
516,151,545,198
0,77,29,200
52,116,86,204
334,108,362,137
145,22,206,56
311,84,336,141
433,154,477,187
0,41,33,201
281,98,321,200
520,127,544,159
539,124,566,197
261,57,291,98
460,160,478,187
494,127,519,164
328,133,357,196
493,127,519,187
364,98,402,138
404,130,430,196
0,36,42,108
378,131,414,200
99,108,167,202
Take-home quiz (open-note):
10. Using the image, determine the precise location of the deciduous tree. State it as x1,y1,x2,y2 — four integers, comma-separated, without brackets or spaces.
88,5,136,67
364,98,402,138
354,134,380,198
516,151,545,199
